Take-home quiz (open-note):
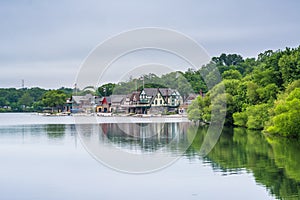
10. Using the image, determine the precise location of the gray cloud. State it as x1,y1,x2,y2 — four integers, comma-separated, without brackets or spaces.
0,0,299,88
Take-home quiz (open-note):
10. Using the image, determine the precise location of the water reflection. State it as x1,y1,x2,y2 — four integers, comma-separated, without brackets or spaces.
76,123,192,154
76,122,195,173
76,122,300,200
0,122,299,199
45,124,66,138
188,126,300,200
102,123,190,152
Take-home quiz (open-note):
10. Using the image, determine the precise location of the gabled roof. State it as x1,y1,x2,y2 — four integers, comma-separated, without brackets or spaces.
140,88,182,104
72,96,82,104
141,88,180,97
143,88,158,97
110,95,126,103
158,88,173,96
104,96,111,104
95,96,111,105
72,94,94,104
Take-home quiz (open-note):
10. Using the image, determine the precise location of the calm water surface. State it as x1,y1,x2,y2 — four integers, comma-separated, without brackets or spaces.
0,113,299,200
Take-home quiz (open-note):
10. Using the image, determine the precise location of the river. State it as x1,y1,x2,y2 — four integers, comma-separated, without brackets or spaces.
0,113,299,200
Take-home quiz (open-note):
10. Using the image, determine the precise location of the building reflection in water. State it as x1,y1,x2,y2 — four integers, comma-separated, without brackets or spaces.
76,122,193,154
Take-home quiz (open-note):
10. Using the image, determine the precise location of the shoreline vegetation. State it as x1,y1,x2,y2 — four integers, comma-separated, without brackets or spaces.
1,46,300,137
186,46,300,138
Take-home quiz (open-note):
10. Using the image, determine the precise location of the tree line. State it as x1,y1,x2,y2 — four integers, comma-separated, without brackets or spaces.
187,46,300,137
0,87,73,112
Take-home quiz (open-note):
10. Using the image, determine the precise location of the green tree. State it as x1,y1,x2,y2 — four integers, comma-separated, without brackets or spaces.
187,96,203,122
97,83,116,96
257,49,284,88
233,104,270,129
285,79,300,94
246,104,270,129
27,87,47,101
222,69,242,80
6,88,21,104
42,90,67,112
278,50,300,84
246,81,260,104
212,53,244,67
0,97,8,107
256,83,278,103
266,88,300,137
177,74,194,97
18,92,34,108
232,112,247,127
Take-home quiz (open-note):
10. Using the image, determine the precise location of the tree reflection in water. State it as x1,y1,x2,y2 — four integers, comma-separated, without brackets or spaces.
76,122,300,199
45,124,66,139
188,126,300,200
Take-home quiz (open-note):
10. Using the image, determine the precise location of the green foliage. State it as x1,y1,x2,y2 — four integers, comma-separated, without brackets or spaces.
232,112,247,127
57,87,73,97
110,70,205,97
246,104,271,129
212,53,244,67
97,83,116,96
182,69,207,94
187,96,208,122
285,79,300,94
222,69,242,80
252,67,276,86
246,81,260,104
233,103,271,129
188,46,300,135
42,90,67,111
266,88,300,137
278,50,300,84
257,49,284,88
257,84,278,102
0,87,48,112
18,92,34,107
0,97,8,107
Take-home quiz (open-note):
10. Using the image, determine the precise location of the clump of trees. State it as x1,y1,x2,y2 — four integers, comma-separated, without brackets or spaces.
266,83,300,137
187,46,300,137
41,90,68,112
0,87,72,112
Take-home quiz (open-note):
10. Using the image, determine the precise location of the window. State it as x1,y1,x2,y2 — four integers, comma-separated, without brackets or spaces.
155,100,157,105
160,100,162,104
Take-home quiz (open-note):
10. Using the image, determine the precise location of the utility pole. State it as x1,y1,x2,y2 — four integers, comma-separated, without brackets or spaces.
74,83,77,95
143,75,144,89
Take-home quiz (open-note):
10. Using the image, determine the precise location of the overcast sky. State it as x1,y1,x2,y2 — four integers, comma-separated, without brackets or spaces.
1,0,300,89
